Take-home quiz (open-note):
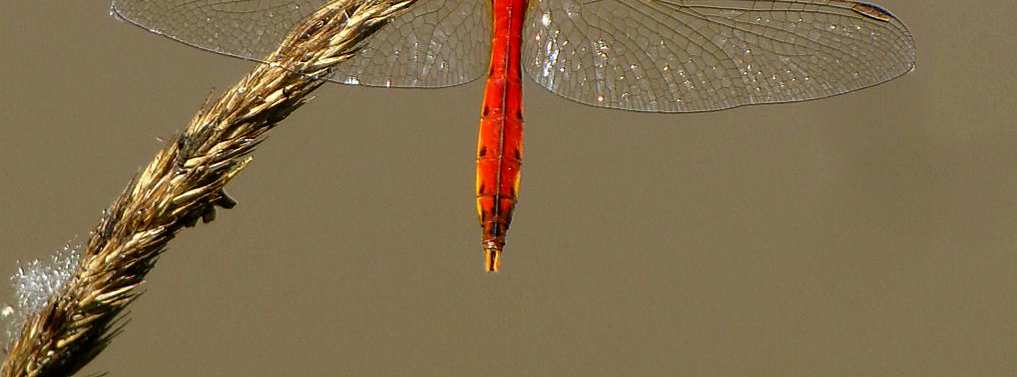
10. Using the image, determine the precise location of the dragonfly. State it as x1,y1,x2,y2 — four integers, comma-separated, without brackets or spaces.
110,0,916,272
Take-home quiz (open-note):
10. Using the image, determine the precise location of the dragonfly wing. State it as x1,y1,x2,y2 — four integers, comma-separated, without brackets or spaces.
110,0,490,88
522,0,916,112
331,0,491,87
110,1,331,62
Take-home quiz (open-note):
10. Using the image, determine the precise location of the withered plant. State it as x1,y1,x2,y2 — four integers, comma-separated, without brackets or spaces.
1,0,415,375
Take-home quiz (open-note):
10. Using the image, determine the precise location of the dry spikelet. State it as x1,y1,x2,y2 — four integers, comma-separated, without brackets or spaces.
0,0,415,375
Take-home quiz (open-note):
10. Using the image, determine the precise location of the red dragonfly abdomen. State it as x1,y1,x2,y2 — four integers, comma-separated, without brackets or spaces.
476,0,528,272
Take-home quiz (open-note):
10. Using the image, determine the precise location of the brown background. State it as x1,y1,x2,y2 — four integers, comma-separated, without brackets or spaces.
2,1,1015,376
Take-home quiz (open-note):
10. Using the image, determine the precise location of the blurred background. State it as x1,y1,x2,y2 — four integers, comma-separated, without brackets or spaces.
2,1,1015,376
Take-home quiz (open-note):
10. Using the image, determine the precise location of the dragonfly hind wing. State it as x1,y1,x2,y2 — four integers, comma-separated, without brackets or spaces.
522,0,916,112
110,0,326,63
110,0,490,88
330,0,492,87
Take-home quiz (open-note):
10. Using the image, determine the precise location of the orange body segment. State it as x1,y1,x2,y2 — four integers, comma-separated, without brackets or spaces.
476,0,528,272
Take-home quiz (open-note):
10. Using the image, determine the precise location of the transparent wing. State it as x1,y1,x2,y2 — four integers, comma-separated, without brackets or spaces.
332,0,491,87
522,0,917,112
110,0,491,87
